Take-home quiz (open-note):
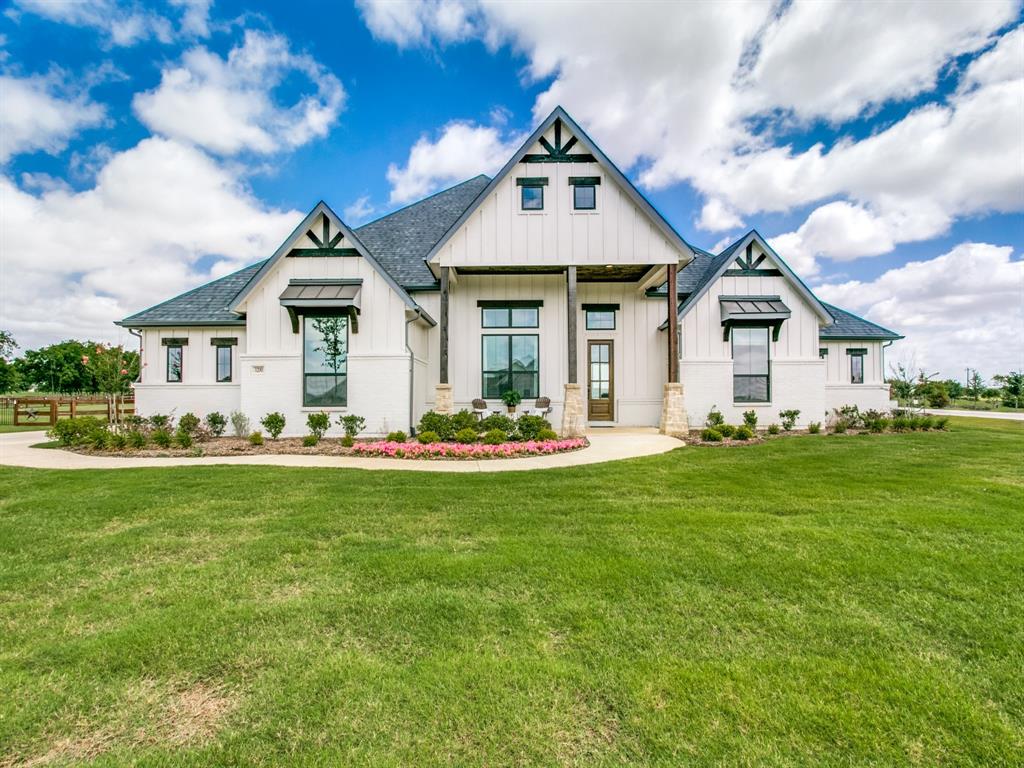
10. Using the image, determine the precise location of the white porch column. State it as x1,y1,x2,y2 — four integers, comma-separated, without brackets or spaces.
561,266,586,437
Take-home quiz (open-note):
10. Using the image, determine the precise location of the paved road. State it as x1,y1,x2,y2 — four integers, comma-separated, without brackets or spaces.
924,408,1024,422
0,428,682,473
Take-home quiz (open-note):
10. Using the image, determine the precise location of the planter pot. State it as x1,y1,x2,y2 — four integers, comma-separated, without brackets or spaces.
506,406,516,415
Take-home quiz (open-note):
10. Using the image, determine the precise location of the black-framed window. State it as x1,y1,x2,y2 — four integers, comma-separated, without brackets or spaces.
585,309,615,330
303,315,348,406
521,185,543,210
819,347,828,359
573,184,596,210
216,345,232,382
732,326,770,402
850,352,865,384
166,345,182,383
482,335,539,399
481,306,538,328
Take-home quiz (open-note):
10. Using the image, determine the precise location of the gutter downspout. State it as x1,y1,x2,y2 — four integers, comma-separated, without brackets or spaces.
882,340,894,396
405,314,417,436
128,328,142,383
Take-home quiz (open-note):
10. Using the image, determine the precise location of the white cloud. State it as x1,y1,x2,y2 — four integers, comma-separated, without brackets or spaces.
11,0,174,46
814,243,1024,379
170,0,213,38
133,30,345,156
0,73,106,162
356,0,478,48
697,198,744,232
344,195,375,225
0,138,300,348
386,120,521,203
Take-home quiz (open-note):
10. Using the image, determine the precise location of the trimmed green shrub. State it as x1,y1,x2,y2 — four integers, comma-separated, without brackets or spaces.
918,415,935,431
478,413,515,434
706,407,725,428
865,416,889,433
152,428,172,447
230,410,250,438
417,430,440,444
451,410,478,433
742,410,758,430
149,414,171,429
733,425,753,441
808,421,822,434
833,405,862,430
248,431,264,446
49,416,103,446
178,412,201,435
506,431,523,442
107,431,128,450
418,411,453,440
515,414,551,440
261,412,286,439
175,428,194,449
339,414,366,439
934,416,950,430
302,434,319,447
454,427,478,444
482,429,507,445
205,411,227,437
306,412,331,439
127,430,147,448
537,428,558,441
701,428,723,442
340,435,355,448
891,415,910,432
779,409,800,431
85,427,110,450
767,423,780,435
831,421,847,434
718,424,736,438
386,431,408,443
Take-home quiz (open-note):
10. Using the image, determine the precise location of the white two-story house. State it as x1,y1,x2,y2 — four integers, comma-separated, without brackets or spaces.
119,107,901,437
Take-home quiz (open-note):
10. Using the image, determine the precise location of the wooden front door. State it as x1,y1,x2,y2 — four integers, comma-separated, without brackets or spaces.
587,340,614,421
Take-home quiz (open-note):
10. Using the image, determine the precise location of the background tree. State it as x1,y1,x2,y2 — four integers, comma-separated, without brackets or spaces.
83,343,140,423
965,369,985,402
0,330,16,359
994,371,1023,408
0,330,20,393
15,340,98,393
942,379,964,399
887,363,916,405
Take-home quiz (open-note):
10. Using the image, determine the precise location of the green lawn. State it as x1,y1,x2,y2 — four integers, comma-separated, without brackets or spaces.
1,419,1021,766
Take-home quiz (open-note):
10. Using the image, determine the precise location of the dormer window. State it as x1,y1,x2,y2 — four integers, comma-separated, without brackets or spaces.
516,177,547,210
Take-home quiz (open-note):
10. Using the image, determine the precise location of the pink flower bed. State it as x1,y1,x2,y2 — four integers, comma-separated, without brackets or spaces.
350,438,588,460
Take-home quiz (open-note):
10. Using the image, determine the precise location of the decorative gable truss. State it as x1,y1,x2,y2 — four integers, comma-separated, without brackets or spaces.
521,118,597,164
724,242,783,277
287,214,359,258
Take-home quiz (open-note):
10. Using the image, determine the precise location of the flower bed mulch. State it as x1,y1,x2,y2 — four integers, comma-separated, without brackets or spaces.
68,436,589,460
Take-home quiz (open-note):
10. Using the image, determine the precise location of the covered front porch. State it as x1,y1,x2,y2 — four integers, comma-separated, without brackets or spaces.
426,263,688,436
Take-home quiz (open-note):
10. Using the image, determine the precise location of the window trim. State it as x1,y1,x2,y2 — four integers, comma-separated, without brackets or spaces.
573,184,596,210
520,185,544,211
480,303,540,329
166,344,183,383
480,333,540,400
849,350,866,384
215,344,232,383
731,326,771,403
585,308,616,330
302,314,349,407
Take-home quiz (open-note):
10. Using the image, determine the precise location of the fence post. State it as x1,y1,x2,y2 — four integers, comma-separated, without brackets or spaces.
70,398,77,418
50,399,58,425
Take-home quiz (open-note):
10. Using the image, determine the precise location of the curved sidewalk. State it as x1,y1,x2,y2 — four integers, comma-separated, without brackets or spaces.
0,428,681,473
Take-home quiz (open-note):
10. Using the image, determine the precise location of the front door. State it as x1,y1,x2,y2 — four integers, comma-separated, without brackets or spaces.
587,340,614,421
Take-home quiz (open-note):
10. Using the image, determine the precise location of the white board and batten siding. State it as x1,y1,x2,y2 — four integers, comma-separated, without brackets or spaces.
434,126,684,269
134,326,244,419
821,340,896,412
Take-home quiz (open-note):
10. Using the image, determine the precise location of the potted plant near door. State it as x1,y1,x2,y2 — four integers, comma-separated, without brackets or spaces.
501,389,522,415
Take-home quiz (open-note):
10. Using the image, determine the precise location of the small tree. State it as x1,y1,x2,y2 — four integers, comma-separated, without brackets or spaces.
339,414,366,439
261,412,286,439
965,369,985,402
995,371,1023,408
887,363,916,405
82,343,139,425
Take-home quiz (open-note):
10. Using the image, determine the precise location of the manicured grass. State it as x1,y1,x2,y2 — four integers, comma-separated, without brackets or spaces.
942,398,1024,413
1,419,1021,766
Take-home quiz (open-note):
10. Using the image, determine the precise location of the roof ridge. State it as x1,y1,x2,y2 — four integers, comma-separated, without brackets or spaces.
821,301,903,338
355,174,491,232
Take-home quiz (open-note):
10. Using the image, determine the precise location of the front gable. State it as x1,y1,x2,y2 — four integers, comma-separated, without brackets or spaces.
428,107,694,271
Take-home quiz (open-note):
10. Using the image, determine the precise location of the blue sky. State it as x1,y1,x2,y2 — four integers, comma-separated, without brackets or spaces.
1,0,1021,379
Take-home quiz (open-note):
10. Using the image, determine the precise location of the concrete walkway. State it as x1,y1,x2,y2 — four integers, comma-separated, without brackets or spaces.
924,408,1024,422
0,428,682,473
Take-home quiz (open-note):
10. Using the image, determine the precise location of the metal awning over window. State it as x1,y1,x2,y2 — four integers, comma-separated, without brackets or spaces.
719,295,791,341
280,279,362,333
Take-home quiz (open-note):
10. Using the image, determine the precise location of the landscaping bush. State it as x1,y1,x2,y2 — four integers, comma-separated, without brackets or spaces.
482,429,507,445
175,428,193,449
302,434,319,447
506,431,523,442
701,428,723,442
706,406,725,428
386,431,407,443
832,405,862,431
537,428,558,441
248,431,264,446
831,421,847,434
339,414,366,439
86,427,110,450
779,409,801,431
260,412,286,439
128,430,147,449
149,414,172,430
418,411,453,440
934,416,950,430
500,390,522,411
742,410,758,430
891,415,911,432
733,425,753,441
454,427,478,444
417,430,440,444
108,431,128,450
515,414,551,441
205,411,227,437
718,424,736,438
178,412,201,436
49,416,103,446
451,410,478,433
152,428,172,447
864,415,889,433
767,423,780,435
478,413,516,434
808,421,822,434
230,410,250,438
339,435,353,447
306,412,330,440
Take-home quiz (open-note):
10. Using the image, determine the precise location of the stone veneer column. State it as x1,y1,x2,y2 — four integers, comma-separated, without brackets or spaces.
561,383,586,437
434,383,453,415
659,382,688,436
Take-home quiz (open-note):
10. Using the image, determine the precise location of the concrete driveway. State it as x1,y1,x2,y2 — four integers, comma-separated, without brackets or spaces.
924,408,1024,422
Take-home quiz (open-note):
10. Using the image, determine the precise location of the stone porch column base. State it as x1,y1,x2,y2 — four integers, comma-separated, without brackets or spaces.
561,383,587,437
434,383,453,415
659,382,688,436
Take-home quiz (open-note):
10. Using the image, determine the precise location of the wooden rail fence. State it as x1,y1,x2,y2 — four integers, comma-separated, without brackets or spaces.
1,396,135,427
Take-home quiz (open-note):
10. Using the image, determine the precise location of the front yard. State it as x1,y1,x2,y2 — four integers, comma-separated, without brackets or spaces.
0,418,1021,766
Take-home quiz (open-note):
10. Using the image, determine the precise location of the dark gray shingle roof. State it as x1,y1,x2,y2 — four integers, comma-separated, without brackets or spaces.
119,175,490,326
820,303,903,340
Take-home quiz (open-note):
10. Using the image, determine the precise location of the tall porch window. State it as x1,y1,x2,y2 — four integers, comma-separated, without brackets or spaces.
303,315,348,406
732,326,770,402
482,335,539,399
